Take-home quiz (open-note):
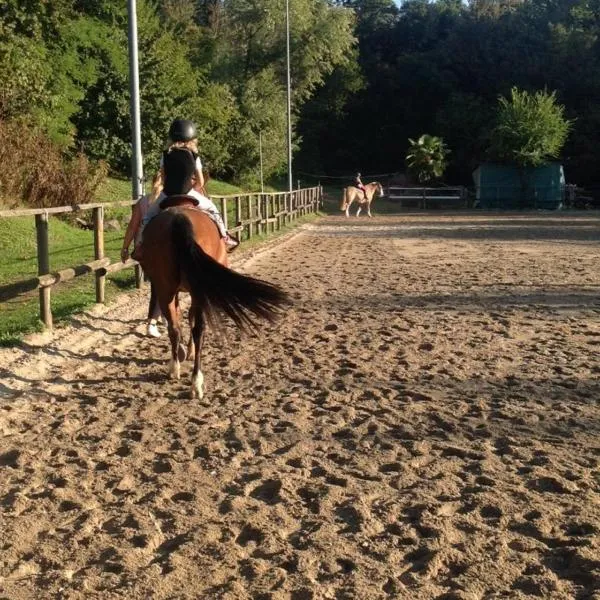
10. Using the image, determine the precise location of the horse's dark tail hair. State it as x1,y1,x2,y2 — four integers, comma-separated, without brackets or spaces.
171,213,290,333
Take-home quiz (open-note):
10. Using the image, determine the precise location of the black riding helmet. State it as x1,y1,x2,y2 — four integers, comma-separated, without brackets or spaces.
168,119,197,142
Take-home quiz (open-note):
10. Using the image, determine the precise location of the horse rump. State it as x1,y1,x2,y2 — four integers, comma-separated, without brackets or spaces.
171,213,289,332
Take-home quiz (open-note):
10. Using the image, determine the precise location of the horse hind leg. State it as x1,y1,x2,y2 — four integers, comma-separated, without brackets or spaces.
187,302,196,361
190,306,206,399
164,298,184,380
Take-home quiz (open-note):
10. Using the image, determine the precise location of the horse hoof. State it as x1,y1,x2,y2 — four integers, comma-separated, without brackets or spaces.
177,343,187,362
192,372,204,400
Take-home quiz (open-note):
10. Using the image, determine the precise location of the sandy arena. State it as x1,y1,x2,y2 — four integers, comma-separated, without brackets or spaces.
1,213,599,599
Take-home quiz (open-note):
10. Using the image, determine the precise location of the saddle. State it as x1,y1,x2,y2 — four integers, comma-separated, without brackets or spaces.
159,194,199,211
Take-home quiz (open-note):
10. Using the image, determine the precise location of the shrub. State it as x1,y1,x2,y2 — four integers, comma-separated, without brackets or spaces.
0,119,107,209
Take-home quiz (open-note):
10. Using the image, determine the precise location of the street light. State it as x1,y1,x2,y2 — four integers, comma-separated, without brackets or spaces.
127,0,143,200
259,131,264,193
285,0,292,193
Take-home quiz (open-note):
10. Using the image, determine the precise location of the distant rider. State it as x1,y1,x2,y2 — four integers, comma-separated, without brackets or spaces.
354,172,367,200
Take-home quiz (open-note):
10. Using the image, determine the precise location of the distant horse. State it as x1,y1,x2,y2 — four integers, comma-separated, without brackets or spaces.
340,182,384,218
140,197,289,398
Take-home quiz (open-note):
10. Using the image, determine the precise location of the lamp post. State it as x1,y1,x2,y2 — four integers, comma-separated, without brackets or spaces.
127,0,143,200
285,0,292,193
259,131,264,193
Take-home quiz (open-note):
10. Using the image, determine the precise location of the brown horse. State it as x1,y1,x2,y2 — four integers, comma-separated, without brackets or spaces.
140,198,289,398
340,182,384,218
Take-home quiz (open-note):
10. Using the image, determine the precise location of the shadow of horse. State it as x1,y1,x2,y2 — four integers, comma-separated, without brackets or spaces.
140,198,290,398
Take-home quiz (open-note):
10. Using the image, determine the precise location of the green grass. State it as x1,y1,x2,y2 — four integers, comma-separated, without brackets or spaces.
0,175,314,345
94,176,132,203
0,212,137,345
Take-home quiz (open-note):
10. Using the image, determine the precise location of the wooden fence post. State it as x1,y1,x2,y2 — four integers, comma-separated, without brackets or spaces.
248,195,253,240
220,197,228,230
258,194,264,236
93,206,105,303
235,196,241,242
35,211,52,329
135,264,143,289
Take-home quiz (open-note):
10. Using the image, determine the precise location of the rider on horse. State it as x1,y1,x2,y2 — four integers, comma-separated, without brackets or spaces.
136,119,238,258
354,172,367,200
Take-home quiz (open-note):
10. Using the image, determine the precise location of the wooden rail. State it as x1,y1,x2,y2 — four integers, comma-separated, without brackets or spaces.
0,186,322,330
387,186,467,209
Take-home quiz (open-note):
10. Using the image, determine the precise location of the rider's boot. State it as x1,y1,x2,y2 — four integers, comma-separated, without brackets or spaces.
223,233,240,252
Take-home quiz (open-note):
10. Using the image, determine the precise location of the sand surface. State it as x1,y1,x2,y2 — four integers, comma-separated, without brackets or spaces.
1,213,599,599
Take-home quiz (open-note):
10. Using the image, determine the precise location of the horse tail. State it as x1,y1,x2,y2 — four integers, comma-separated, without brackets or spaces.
171,214,289,332
340,187,348,210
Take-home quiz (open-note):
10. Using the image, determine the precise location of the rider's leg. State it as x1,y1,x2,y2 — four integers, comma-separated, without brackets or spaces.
186,190,227,237
133,197,163,262
187,189,238,249
139,195,164,240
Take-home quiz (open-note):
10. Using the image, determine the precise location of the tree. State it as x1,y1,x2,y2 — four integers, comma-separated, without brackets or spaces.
204,0,356,182
488,87,571,168
406,134,449,183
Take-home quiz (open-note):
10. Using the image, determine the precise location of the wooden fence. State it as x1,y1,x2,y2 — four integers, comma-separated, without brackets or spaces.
0,186,322,330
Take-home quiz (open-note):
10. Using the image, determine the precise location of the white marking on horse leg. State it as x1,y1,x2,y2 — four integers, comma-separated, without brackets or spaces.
356,206,361,217
368,206,372,217
169,357,181,380
192,370,204,399
345,207,350,218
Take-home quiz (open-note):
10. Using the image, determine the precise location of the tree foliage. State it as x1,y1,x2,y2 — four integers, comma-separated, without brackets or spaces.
4,0,600,193
489,87,572,168
406,134,450,183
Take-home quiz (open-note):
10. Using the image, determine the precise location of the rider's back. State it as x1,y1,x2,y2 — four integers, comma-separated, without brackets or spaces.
163,148,197,196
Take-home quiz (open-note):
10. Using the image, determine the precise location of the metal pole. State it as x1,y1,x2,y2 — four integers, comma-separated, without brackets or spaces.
259,131,264,193
285,0,292,193
127,0,144,200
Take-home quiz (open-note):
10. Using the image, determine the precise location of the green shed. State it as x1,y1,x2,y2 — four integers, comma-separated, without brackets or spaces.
472,163,565,209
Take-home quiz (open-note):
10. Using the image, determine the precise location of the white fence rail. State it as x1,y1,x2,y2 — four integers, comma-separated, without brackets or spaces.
387,186,467,209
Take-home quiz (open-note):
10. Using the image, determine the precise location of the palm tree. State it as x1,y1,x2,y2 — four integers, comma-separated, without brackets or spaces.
406,134,449,183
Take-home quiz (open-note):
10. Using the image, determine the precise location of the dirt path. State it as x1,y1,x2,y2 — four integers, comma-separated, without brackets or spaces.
1,213,599,600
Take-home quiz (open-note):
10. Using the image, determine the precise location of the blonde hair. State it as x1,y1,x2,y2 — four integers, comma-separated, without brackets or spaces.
148,170,163,204
166,138,199,154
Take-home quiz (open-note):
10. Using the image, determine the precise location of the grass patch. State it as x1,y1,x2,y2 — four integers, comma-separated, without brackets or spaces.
94,176,131,203
0,210,138,345
0,270,136,346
